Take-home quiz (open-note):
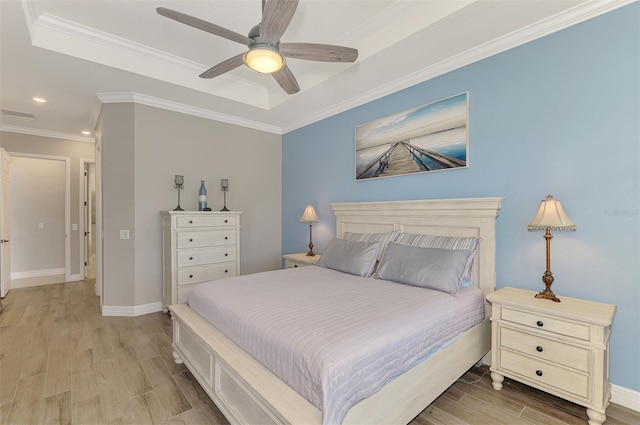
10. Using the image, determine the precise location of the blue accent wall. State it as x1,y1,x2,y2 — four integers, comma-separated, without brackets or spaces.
283,4,639,392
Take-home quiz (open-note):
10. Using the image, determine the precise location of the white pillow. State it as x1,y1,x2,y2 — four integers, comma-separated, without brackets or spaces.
376,242,474,296
318,238,382,277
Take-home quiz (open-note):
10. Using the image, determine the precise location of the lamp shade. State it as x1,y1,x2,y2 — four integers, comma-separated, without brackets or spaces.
528,195,576,231
300,204,319,223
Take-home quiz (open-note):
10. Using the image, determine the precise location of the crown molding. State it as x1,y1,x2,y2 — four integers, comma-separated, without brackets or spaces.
281,0,637,133
96,92,282,135
23,2,269,109
0,124,95,143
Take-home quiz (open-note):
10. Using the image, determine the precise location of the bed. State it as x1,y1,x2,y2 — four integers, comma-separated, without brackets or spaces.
169,197,504,425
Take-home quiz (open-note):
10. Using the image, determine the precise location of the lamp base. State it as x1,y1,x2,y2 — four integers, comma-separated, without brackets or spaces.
173,205,184,211
535,288,561,302
220,207,229,211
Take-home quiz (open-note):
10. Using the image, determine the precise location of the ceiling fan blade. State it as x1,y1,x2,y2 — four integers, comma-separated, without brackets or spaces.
261,0,299,44
199,53,245,79
280,43,358,62
272,65,300,94
157,7,253,46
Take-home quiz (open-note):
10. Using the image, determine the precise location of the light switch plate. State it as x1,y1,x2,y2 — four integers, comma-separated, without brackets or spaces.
38,222,44,229
72,224,78,231
120,230,130,239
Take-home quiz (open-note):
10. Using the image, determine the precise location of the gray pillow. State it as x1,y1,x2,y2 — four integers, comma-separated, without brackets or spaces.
343,231,400,260
318,238,382,277
395,233,480,283
376,242,474,295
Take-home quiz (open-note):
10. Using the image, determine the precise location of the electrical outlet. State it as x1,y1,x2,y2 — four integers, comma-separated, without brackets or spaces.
72,224,78,231
120,230,130,240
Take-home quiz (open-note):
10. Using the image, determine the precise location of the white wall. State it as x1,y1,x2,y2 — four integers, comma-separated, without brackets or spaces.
9,156,65,274
98,102,282,309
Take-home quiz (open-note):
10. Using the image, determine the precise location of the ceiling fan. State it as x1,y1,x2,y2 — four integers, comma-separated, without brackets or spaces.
156,0,358,94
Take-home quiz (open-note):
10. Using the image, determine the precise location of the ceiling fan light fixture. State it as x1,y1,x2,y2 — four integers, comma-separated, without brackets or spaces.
244,46,284,74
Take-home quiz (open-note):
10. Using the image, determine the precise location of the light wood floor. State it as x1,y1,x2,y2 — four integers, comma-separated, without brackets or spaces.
0,280,637,425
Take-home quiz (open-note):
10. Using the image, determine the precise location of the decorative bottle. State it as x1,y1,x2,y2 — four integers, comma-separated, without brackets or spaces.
198,180,207,211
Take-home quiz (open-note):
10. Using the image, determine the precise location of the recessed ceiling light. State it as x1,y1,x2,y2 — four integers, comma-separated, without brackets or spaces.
32,97,47,103
82,131,91,135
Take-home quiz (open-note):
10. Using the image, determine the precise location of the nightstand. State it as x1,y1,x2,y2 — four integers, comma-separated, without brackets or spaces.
487,287,616,425
283,253,321,268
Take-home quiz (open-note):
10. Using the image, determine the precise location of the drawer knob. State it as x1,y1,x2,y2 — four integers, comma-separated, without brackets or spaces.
294,264,298,268
225,236,228,240
536,370,543,377
224,219,228,223
189,220,193,224
225,270,228,273
225,253,228,256
536,346,543,352
189,238,193,242
189,274,193,278
189,256,193,260
536,321,544,327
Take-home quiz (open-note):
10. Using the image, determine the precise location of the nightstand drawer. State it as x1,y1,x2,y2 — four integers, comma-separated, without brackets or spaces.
177,262,237,285
500,349,589,399
177,246,236,267
177,230,236,248
502,307,590,340
500,327,589,372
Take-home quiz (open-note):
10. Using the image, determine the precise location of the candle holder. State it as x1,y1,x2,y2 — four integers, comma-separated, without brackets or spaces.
220,179,229,211
173,175,184,211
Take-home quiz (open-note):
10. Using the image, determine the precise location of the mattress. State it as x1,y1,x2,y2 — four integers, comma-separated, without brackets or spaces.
183,265,485,425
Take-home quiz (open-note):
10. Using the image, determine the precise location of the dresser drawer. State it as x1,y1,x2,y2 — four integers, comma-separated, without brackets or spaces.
501,307,590,340
177,263,237,285
177,215,237,228
500,349,589,399
500,327,589,372
177,230,236,248
177,246,236,267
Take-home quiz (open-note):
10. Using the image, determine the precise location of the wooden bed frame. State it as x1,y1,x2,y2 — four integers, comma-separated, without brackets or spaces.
170,197,504,425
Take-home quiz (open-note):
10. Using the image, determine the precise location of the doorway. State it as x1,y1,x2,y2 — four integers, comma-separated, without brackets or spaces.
8,154,70,288
81,160,96,282
0,148,11,299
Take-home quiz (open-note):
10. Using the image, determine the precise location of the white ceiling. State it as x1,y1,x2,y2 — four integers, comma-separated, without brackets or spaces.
0,0,632,142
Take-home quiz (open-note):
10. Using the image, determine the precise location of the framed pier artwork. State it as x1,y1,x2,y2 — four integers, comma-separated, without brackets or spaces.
355,92,469,180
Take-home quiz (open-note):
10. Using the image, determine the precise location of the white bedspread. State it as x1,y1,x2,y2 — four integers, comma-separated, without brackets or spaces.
183,265,485,425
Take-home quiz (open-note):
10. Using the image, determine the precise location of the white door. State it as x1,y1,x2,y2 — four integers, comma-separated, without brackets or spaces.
0,148,11,298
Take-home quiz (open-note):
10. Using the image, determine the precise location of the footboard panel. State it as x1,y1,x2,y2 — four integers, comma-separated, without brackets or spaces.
170,304,321,425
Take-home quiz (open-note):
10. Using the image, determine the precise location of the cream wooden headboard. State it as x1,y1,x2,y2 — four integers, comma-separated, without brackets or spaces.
331,197,504,307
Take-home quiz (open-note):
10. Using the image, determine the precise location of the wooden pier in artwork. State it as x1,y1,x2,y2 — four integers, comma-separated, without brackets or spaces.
357,141,465,179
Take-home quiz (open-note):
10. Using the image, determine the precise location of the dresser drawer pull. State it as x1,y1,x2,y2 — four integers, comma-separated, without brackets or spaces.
536,321,544,327
225,236,228,240
536,346,544,352
536,370,543,377
189,274,193,278
225,219,228,223
225,253,228,256
225,270,228,273
189,238,193,242
189,256,193,260
189,220,193,224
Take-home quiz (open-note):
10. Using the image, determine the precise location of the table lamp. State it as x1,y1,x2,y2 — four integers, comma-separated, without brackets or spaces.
300,204,319,256
528,195,576,302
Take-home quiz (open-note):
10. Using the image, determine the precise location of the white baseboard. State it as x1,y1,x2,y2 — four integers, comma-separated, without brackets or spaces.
612,384,640,412
69,274,82,282
11,267,65,280
101,301,163,317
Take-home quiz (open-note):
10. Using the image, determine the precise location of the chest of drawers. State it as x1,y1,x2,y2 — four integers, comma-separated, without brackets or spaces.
487,287,616,425
161,211,241,310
